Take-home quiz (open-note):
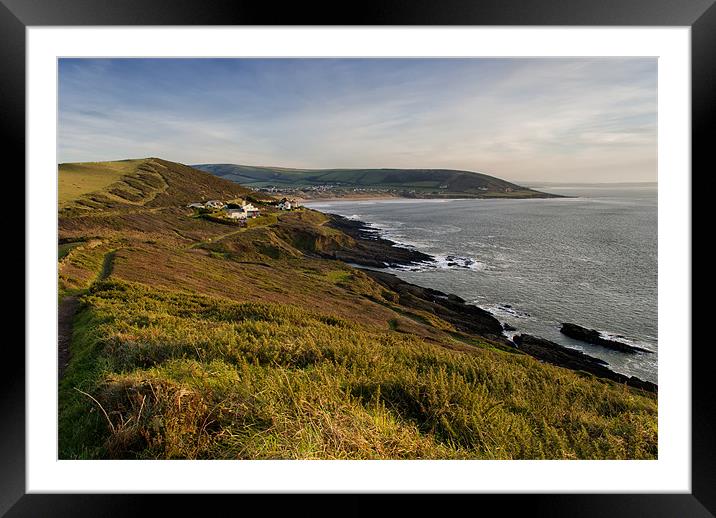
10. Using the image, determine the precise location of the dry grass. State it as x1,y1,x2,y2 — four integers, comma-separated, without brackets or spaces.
60,280,657,459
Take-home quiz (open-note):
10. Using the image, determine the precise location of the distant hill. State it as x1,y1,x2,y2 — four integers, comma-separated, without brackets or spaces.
193,163,559,199
58,158,259,213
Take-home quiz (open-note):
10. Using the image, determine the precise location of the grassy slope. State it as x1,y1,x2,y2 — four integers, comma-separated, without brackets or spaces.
58,157,260,214
58,159,656,460
193,163,555,198
59,159,144,207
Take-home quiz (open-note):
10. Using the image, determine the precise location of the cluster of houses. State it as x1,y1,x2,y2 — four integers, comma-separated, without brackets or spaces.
186,196,301,222
187,199,260,220
258,184,335,194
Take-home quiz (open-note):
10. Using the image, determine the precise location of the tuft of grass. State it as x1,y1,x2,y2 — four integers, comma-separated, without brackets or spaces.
326,270,353,284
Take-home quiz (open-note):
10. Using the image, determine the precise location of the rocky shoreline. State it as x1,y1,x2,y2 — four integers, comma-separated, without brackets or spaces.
327,212,657,393
364,269,507,341
324,214,433,268
513,334,656,392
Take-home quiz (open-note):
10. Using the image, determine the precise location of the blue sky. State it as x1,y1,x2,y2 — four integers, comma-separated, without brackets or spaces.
58,58,657,183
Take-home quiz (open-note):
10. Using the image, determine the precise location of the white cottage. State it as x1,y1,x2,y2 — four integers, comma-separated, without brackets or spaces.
226,209,247,220
205,200,225,209
242,202,260,218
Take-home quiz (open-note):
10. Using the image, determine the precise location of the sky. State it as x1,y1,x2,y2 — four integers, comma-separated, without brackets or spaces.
58,58,657,183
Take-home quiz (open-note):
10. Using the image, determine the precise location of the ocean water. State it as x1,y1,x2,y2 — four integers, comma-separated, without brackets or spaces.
306,184,658,383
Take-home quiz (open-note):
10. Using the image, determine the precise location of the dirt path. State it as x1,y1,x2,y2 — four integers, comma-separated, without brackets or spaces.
99,250,117,280
58,296,79,381
187,220,263,249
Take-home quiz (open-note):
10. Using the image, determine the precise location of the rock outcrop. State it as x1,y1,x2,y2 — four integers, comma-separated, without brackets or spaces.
364,270,506,340
560,323,652,354
323,214,433,268
513,334,657,393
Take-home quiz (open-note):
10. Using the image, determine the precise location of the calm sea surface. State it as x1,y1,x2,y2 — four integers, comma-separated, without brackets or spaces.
306,185,658,383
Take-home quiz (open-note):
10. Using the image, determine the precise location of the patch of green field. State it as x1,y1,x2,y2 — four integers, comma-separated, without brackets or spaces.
325,269,353,283
246,213,278,229
59,159,145,207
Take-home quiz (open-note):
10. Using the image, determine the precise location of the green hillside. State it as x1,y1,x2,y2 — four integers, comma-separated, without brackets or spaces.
59,158,259,213
193,163,557,198
58,158,655,460
59,159,146,207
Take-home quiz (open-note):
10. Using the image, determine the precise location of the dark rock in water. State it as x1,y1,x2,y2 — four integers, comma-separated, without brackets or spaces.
503,323,517,332
513,334,657,393
560,323,651,354
502,304,512,309
514,333,608,366
447,262,458,266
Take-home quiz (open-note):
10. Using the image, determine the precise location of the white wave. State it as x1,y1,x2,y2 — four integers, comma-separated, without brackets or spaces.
477,303,532,319
433,254,487,271
394,254,487,273
502,329,519,341
429,224,463,235
599,330,656,353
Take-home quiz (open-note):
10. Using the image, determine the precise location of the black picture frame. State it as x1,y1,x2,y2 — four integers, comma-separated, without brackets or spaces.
5,0,712,515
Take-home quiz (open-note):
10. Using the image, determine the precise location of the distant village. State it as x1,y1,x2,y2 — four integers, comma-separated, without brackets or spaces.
257,184,412,198
258,184,337,194
186,197,300,224
257,184,394,195
256,183,493,199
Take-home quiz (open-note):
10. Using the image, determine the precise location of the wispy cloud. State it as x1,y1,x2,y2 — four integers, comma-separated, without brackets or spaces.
58,58,656,183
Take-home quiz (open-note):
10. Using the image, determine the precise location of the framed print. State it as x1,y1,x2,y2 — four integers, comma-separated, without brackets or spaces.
5,0,712,515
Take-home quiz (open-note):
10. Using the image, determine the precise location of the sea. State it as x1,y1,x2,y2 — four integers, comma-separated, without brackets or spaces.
305,184,658,383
